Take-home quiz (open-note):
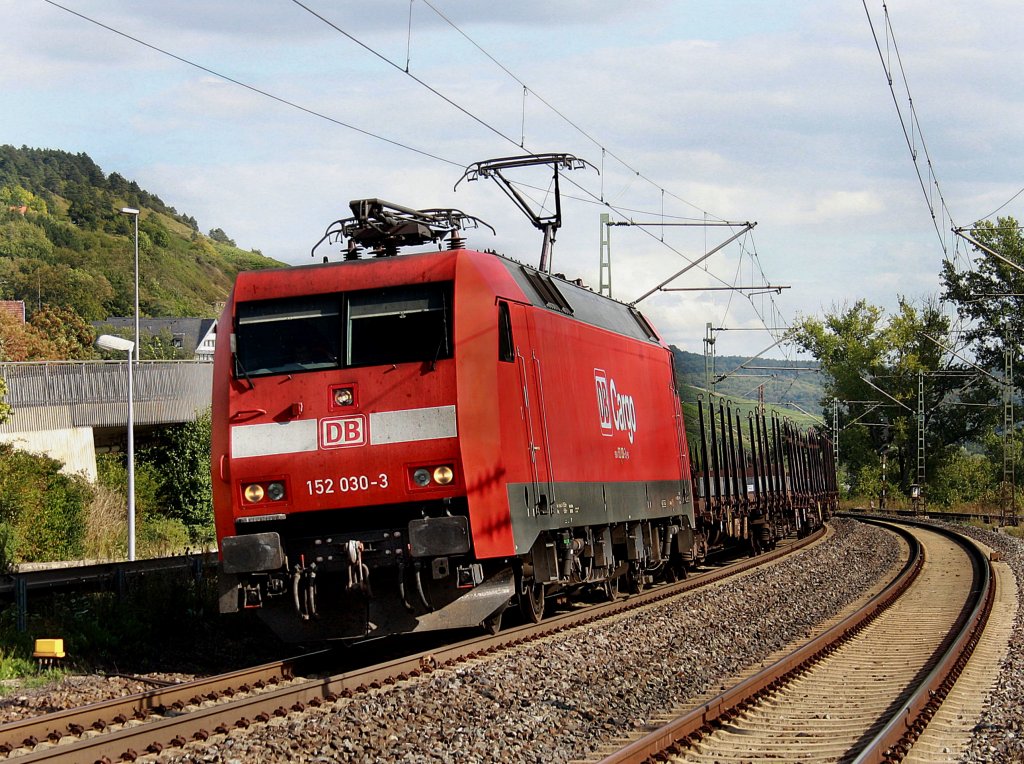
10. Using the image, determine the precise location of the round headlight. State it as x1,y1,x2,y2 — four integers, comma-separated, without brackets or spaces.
333,387,354,406
244,484,265,503
267,482,286,501
412,468,431,487
433,466,454,485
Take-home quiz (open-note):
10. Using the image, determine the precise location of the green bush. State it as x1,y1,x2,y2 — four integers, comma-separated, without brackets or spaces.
95,452,163,521
145,409,214,543
928,449,996,506
98,408,214,548
0,522,16,572
0,444,90,562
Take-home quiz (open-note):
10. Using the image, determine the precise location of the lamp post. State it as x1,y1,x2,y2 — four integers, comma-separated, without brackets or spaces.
120,207,140,362
96,334,136,561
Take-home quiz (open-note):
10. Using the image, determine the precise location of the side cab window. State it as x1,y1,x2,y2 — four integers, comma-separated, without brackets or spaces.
498,301,515,363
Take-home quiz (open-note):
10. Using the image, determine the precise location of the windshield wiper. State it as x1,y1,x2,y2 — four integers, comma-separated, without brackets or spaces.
234,355,256,389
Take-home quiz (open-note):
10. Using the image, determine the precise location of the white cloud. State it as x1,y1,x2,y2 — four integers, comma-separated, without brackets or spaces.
2,0,1024,358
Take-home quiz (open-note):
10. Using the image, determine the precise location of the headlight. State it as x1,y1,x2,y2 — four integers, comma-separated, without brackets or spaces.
267,482,286,501
412,468,431,487
243,484,265,503
433,466,454,485
333,387,354,406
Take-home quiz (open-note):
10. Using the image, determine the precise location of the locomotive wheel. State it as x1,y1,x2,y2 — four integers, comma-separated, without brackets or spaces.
692,536,708,566
519,580,546,623
602,575,622,602
482,605,505,636
623,564,643,595
665,558,688,583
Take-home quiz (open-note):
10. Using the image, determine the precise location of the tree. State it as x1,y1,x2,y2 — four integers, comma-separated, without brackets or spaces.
942,216,1024,407
5,262,115,322
0,184,47,214
141,329,190,360
153,409,213,541
29,306,97,359
208,228,235,246
0,218,54,260
927,448,997,507
0,309,60,361
790,298,954,495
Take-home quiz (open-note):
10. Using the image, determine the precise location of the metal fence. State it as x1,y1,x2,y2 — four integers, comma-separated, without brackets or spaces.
0,361,213,432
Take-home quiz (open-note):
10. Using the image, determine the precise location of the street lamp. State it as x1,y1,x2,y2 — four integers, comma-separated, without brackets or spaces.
96,333,136,561
120,207,140,362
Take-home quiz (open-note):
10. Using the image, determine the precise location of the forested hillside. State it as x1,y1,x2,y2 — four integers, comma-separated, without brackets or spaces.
0,145,283,360
671,346,826,417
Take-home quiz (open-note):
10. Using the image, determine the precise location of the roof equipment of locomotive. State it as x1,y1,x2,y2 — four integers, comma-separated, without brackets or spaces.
310,198,493,261
455,153,596,273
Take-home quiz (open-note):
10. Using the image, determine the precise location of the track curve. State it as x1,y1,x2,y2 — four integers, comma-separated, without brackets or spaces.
599,518,994,764
0,531,825,764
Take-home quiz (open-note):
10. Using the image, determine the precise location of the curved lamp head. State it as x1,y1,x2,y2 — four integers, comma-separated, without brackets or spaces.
96,334,135,353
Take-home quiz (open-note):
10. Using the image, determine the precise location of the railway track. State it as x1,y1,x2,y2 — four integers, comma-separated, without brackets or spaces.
598,517,995,764
0,529,824,763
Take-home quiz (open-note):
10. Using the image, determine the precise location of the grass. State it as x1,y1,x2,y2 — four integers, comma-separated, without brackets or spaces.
0,649,46,681
0,624,69,693
0,566,288,690
83,484,126,560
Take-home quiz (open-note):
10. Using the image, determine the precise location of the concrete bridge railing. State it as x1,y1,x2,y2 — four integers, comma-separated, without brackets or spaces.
0,360,213,479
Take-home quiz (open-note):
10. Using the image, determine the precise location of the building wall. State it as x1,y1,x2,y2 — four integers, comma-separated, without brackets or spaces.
0,427,98,481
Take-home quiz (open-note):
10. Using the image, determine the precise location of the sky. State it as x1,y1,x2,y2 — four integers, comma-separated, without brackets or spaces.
3,0,1023,362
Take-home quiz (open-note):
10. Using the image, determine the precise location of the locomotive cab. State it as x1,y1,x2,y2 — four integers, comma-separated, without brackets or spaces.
214,258,519,640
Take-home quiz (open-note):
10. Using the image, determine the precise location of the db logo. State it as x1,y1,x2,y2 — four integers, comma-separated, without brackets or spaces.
319,415,367,449
595,369,613,434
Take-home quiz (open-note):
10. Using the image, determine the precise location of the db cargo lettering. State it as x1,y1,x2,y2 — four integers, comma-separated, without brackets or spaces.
594,369,636,443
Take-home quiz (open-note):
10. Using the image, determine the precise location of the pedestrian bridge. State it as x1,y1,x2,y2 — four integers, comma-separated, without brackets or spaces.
0,361,212,480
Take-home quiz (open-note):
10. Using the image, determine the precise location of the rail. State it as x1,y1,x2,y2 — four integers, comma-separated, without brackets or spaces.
852,516,994,762
0,529,825,763
598,516,993,764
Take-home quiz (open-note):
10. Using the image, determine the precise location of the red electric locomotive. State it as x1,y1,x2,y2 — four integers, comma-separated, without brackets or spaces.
213,159,698,641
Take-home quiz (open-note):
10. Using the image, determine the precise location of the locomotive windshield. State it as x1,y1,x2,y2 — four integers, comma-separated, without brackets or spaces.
234,282,453,378
347,285,451,367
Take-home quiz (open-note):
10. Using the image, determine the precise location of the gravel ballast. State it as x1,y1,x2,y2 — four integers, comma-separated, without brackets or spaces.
149,519,903,763
948,523,1024,763
18,519,1020,762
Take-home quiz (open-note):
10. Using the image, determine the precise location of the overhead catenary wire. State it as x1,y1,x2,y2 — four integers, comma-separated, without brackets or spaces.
288,0,523,149
417,0,722,222
862,0,962,267
43,0,740,253
46,0,790,347
977,187,1024,224
40,0,462,169
290,0,782,313
282,0,755,260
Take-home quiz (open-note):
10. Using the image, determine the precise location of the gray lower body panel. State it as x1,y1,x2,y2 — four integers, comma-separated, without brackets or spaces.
507,479,694,554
